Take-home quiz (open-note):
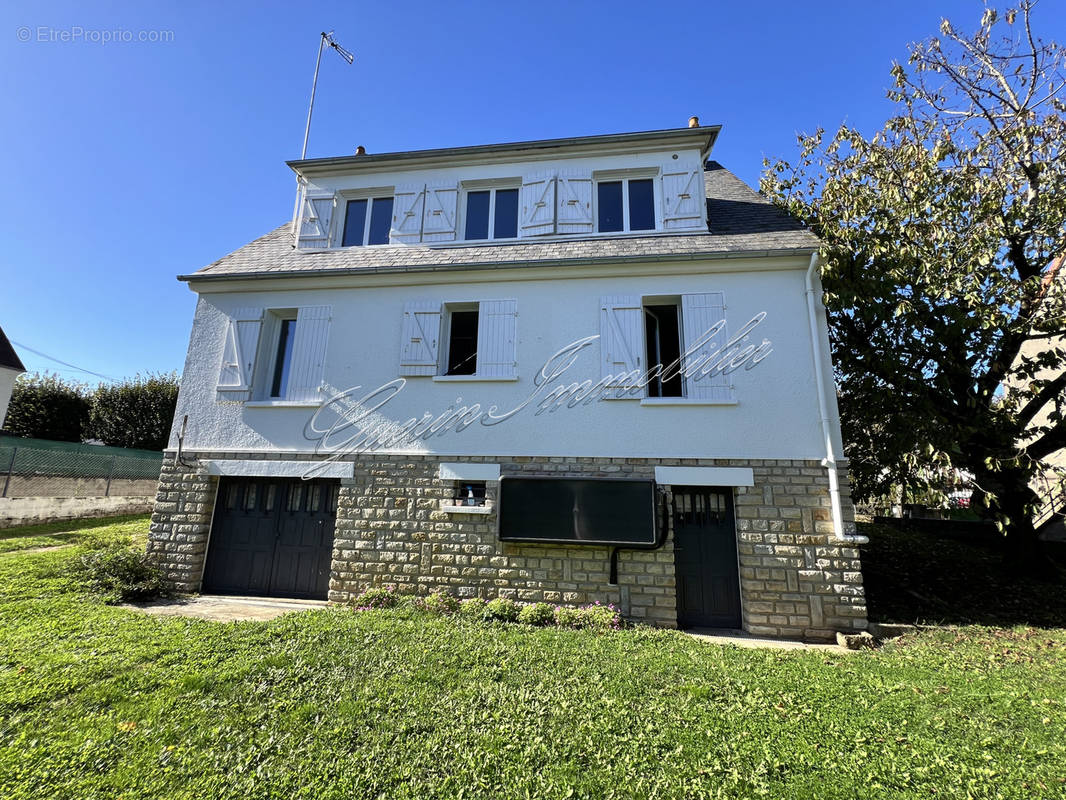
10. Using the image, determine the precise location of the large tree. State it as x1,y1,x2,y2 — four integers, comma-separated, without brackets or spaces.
4,373,90,442
763,1,1066,569
88,373,179,452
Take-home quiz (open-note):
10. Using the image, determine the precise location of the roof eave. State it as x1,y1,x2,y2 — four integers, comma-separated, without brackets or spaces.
287,126,721,177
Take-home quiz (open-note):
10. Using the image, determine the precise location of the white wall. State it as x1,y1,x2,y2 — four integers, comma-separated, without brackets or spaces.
172,255,846,461
0,367,18,430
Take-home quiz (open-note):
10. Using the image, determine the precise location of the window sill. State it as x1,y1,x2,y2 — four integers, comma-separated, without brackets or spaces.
440,504,494,515
244,399,322,408
639,397,737,407
432,375,518,383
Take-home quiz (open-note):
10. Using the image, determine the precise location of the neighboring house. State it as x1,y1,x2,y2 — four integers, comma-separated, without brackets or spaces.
0,327,26,432
150,122,867,641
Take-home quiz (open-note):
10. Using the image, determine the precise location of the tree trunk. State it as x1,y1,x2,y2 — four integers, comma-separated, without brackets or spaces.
982,467,1059,580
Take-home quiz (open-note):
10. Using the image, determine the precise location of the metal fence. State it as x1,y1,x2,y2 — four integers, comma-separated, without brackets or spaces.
0,437,163,499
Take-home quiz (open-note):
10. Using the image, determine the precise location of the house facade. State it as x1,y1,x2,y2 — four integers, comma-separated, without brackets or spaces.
149,124,868,640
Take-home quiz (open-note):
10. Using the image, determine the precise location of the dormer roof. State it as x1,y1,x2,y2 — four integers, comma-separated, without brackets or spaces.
0,326,25,373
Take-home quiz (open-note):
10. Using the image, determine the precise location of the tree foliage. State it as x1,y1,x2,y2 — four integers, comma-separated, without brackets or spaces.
762,2,1066,560
3,373,90,442
88,373,179,452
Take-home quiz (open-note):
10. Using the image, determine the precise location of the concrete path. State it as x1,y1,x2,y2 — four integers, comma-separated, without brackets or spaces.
126,595,328,622
684,628,849,653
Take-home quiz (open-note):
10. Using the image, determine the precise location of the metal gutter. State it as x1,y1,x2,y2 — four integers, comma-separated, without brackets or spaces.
287,126,722,175
177,245,817,283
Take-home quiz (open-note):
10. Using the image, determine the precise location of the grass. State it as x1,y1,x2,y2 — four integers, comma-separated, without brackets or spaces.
860,520,1066,627
0,515,149,554
0,518,1064,799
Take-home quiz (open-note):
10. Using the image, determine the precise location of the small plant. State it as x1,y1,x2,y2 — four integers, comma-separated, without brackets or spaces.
72,545,168,604
421,590,460,615
517,602,555,626
484,596,521,623
553,605,583,628
458,597,488,619
577,602,624,630
351,585,400,610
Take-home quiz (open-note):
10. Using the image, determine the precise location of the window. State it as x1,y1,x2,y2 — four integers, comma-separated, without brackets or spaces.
443,305,479,375
597,178,655,233
464,187,519,240
269,314,297,398
341,196,394,246
452,481,487,507
644,303,684,397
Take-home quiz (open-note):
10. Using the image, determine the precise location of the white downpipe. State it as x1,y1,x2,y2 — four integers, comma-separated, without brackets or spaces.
804,252,869,545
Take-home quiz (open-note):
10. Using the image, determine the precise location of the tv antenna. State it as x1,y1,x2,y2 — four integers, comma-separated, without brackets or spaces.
301,31,355,160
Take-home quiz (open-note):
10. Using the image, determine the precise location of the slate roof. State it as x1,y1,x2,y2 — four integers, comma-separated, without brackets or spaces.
0,326,25,372
182,161,817,282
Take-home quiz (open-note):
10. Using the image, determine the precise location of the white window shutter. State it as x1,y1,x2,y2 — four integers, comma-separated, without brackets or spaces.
600,296,643,386
217,307,263,400
399,302,441,376
391,184,426,244
286,305,332,403
297,195,335,249
422,183,459,242
682,293,734,401
662,166,705,230
556,171,593,234
519,172,556,236
476,300,517,378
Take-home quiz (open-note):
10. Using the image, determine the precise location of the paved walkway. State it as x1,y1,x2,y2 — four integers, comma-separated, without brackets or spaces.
684,628,849,653
126,595,328,622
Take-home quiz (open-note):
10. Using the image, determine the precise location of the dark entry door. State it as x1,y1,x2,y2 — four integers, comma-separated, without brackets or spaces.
672,487,742,628
203,477,339,600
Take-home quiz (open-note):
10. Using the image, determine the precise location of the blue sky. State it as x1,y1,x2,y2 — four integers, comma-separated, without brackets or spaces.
2,0,1059,383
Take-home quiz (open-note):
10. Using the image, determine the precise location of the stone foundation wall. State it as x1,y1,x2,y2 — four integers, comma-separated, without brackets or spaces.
147,452,867,640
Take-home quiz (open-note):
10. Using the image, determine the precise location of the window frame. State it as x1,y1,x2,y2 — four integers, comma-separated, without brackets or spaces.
336,187,396,247
460,179,521,242
264,309,299,400
642,298,686,399
439,302,480,377
592,168,660,234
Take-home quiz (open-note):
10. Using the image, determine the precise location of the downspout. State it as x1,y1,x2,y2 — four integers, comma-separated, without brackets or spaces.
805,252,869,545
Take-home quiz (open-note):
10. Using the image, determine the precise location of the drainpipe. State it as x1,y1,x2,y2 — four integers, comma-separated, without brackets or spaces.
805,252,869,545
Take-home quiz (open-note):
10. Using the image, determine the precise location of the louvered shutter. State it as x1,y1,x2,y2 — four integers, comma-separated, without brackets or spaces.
681,292,733,401
286,305,332,403
519,172,556,236
399,302,441,376
297,195,335,249
391,184,426,244
600,296,644,388
662,166,705,229
475,300,517,378
422,183,459,242
217,307,263,401
556,171,593,234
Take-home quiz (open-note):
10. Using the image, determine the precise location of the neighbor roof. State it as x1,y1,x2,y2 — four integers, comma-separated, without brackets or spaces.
181,161,817,283
0,326,25,373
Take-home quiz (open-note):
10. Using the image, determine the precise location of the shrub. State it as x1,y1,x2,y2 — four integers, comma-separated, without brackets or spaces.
72,545,168,604
351,585,400,610
458,597,488,619
553,605,583,628
4,373,90,441
484,596,521,623
88,372,180,451
421,591,460,615
577,602,624,630
517,602,555,626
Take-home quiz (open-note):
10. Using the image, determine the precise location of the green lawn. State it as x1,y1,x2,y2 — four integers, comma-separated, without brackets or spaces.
0,518,1064,799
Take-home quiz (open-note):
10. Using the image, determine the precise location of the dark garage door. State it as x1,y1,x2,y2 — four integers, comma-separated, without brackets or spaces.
673,487,742,629
202,476,339,600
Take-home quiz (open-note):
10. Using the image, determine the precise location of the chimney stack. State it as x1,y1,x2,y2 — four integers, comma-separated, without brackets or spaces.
355,145,366,155
688,115,700,128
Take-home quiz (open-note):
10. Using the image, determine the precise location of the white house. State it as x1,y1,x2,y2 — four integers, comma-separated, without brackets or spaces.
150,122,867,640
0,327,26,432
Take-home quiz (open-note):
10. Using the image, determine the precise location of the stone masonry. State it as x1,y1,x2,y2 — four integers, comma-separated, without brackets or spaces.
148,452,867,641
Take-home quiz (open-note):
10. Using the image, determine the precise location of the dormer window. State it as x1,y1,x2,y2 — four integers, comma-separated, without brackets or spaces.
463,185,520,241
597,178,655,233
341,196,393,247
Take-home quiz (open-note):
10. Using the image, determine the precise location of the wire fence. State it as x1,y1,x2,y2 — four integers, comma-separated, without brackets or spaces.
0,438,163,499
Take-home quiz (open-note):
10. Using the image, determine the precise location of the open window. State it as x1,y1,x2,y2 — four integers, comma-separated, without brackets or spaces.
443,304,480,376
643,302,684,397
268,311,298,398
